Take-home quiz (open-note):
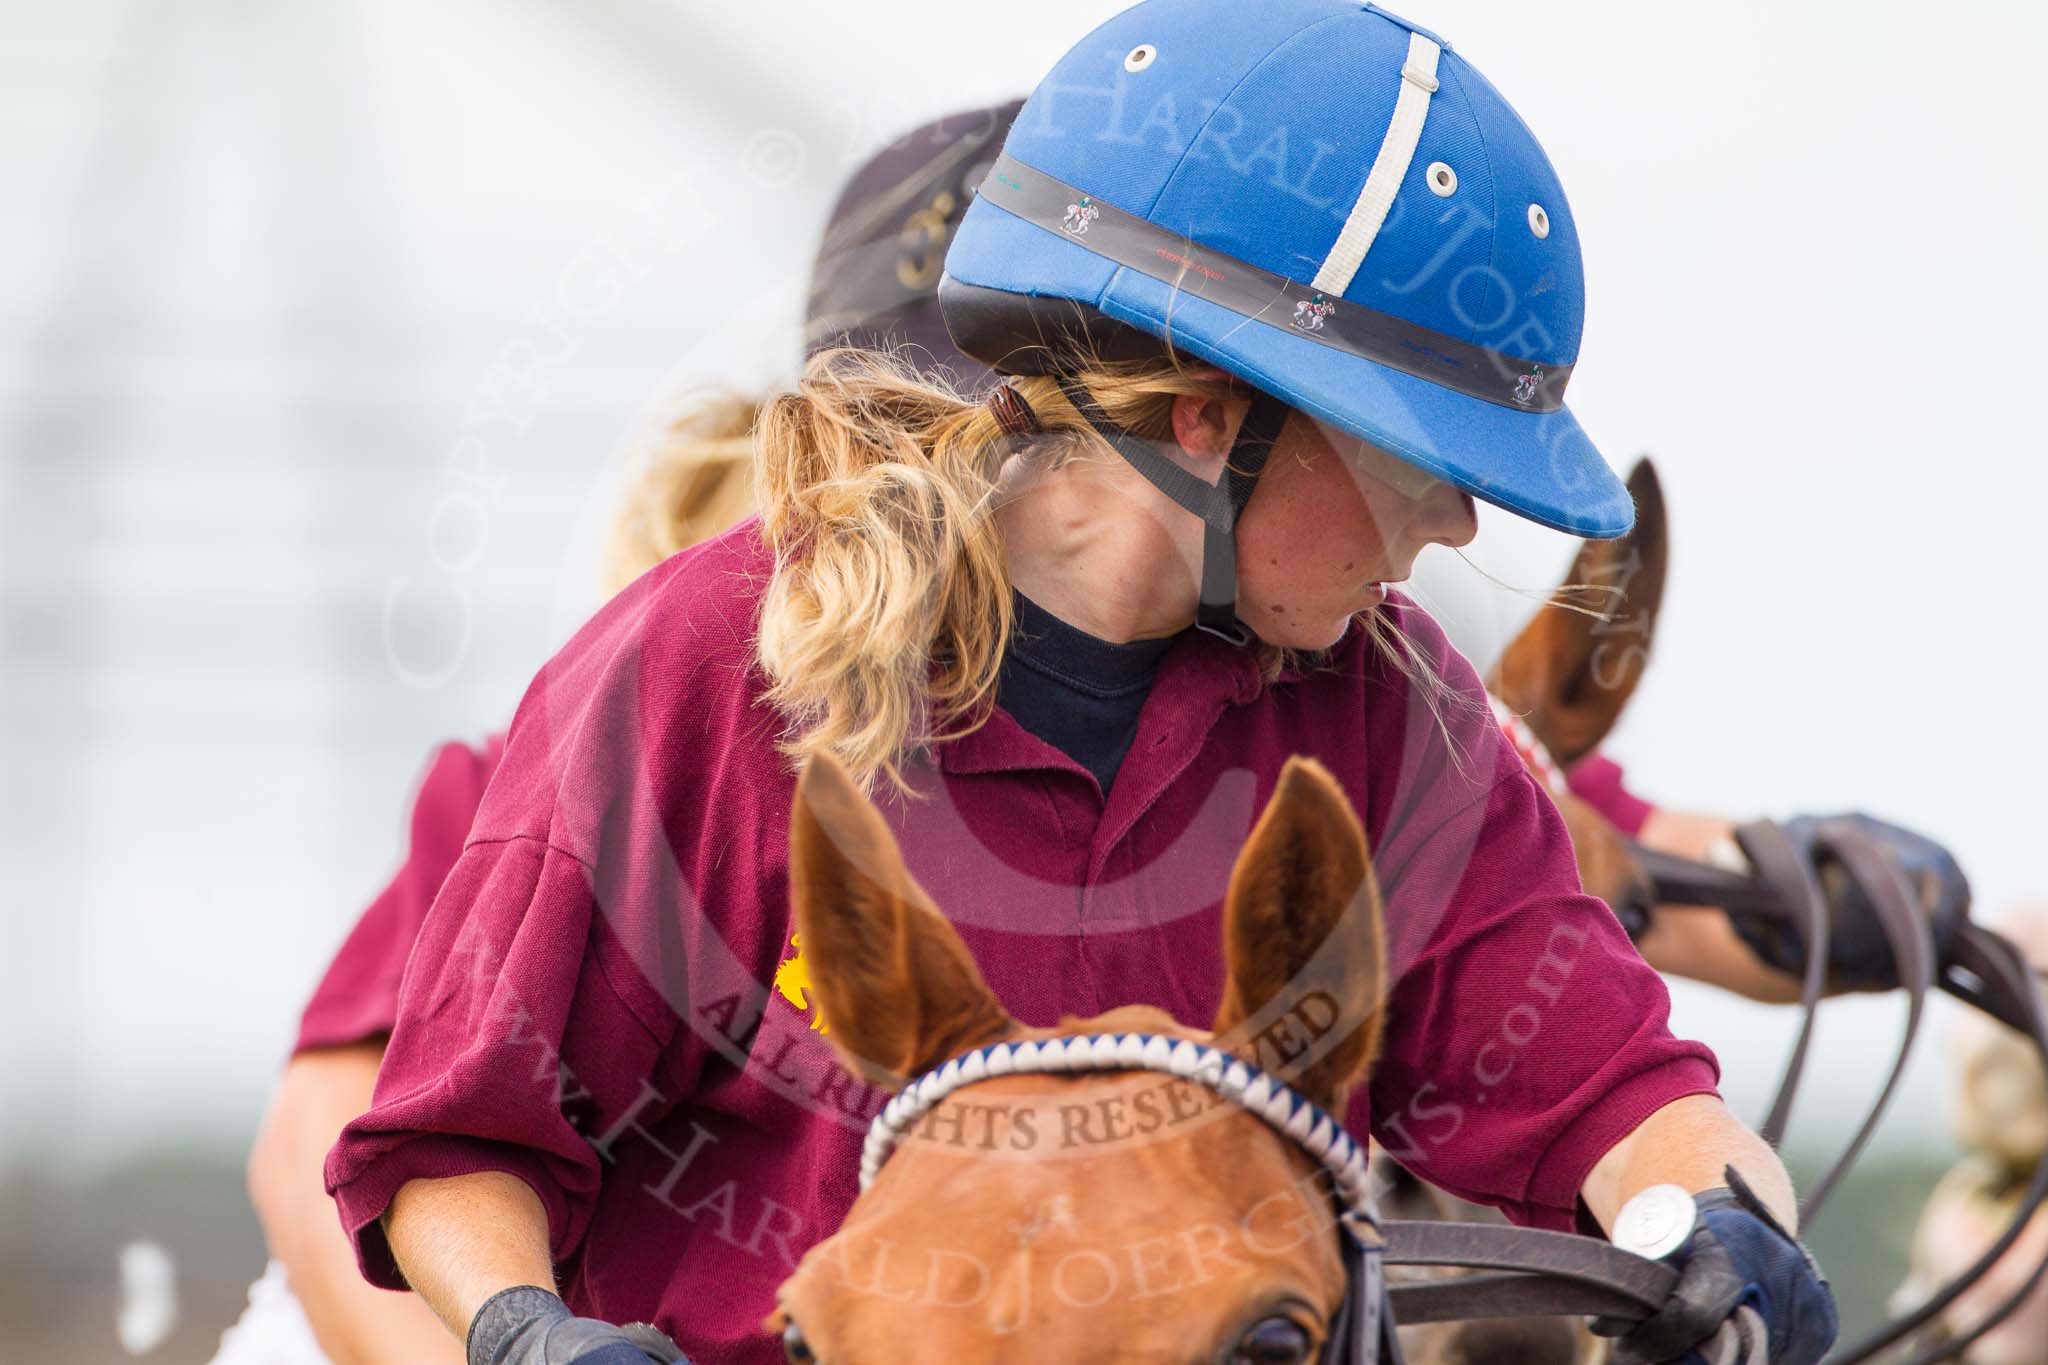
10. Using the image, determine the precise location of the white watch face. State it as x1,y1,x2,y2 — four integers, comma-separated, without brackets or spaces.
1612,1183,1698,1261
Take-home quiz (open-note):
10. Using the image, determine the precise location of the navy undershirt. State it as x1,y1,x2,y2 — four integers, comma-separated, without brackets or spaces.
995,591,1180,797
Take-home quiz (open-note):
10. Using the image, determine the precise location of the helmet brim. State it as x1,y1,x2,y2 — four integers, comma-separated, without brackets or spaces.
944,195,1634,540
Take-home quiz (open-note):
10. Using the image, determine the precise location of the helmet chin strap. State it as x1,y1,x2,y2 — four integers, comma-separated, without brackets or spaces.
1056,378,1292,644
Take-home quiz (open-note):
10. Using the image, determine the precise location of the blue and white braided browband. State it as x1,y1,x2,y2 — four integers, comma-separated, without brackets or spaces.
860,1032,1379,1226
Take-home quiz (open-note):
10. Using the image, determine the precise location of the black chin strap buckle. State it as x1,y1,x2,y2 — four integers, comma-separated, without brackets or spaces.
1196,619,1254,646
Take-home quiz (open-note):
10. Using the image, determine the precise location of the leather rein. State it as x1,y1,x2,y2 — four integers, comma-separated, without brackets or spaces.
1634,835,2048,1364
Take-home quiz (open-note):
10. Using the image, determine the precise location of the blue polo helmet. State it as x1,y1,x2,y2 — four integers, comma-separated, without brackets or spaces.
940,0,1633,548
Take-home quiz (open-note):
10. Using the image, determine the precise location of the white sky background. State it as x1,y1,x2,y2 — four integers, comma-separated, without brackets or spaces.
1,0,2043,1176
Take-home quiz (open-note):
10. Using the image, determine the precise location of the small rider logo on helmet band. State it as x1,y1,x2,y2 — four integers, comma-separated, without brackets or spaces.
1061,196,1100,235
1513,368,1543,406
1292,293,1335,332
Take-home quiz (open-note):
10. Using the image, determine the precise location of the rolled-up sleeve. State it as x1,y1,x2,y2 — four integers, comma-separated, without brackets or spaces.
324,833,676,1288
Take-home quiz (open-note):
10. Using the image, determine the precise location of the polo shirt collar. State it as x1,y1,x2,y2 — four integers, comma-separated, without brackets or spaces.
937,625,1262,779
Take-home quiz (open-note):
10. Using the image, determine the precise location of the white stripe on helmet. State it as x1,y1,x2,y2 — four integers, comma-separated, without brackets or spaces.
1312,31,1441,296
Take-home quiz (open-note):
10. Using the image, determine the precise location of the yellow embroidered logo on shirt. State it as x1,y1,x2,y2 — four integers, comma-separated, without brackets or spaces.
772,933,827,1032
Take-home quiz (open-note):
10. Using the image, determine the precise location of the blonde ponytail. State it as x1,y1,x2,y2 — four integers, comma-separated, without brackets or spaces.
754,345,1251,794
749,343,1473,793
753,349,1015,795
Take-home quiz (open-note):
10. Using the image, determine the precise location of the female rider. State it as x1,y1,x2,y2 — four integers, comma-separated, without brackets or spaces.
328,5,1840,1362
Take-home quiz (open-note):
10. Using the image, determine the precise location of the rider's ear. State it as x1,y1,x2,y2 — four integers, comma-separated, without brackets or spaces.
1489,457,1667,766
1167,374,1251,473
1211,756,1386,1112
788,753,1014,1088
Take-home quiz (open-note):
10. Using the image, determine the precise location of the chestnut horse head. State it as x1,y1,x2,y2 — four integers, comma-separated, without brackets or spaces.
770,753,1388,1363
1489,457,1669,915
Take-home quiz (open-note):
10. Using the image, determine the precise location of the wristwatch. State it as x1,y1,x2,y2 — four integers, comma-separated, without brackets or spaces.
1610,1183,1697,1262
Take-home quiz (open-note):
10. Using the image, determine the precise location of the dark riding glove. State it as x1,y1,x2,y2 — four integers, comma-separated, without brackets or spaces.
1732,812,1969,991
467,1286,690,1365
1592,1170,1836,1365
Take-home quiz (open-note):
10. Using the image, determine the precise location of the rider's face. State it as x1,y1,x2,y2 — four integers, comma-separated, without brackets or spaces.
1233,414,1477,650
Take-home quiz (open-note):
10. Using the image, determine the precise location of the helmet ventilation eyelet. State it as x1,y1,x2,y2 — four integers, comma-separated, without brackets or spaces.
1527,202,1551,238
1124,44,1157,73
1426,162,1457,197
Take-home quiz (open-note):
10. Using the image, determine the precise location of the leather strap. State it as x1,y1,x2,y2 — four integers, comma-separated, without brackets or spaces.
1795,825,1931,1221
1323,1228,1403,1365
1656,822,1931,1223
1725,821,1831,1148
1375,1223,1781,1360
1638,844,2048,1363
1836,923,2048,1365
1388,1273,1666,1325
1382,1221,1675,1316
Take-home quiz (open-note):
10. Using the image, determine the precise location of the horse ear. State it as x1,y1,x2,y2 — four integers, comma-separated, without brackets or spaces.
1212,757,1386,1113
1488,457,1668,766
788,754,1014,1089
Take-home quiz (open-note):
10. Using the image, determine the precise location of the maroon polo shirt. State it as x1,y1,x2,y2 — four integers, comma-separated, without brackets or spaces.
326,518,1718,1363
290,699,1653,1058
290,734,1652,1061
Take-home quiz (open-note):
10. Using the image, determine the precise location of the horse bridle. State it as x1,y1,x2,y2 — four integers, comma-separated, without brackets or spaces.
861,1033,1772,1364
1632,834,2048,1364
858,1032,1407,1364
